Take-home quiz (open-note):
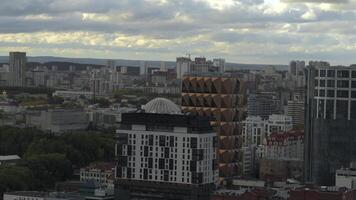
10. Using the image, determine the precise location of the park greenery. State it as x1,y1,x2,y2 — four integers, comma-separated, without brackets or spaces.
0,126,115,197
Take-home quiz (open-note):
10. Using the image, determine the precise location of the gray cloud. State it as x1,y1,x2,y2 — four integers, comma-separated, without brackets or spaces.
0,0,356,64
282,0,349,3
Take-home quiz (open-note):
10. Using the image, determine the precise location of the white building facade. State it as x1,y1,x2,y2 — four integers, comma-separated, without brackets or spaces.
265,114,293,135
115,98,218,199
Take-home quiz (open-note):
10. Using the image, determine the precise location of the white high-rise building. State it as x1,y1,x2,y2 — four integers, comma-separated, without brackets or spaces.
107,60,116,71
9,52,26,87
176,57,191,79
242,116,265,146
160,61,167,71
140,61,148,75
242,114,293,147
213,58,225,73
116,98,218,199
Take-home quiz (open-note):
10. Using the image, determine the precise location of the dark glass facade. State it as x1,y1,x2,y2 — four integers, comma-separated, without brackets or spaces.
305,64,356,185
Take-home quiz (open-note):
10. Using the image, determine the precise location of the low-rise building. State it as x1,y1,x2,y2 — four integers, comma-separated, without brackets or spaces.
80,162,115,186
53,90,93,100
289,186,356,200
3,191,75,200
259,159,303,182
265,130,304,161
265,115,293,135
231,179,265,189
336,162,356,189
0,155,20,165
30,109,89,133
89,107,136,128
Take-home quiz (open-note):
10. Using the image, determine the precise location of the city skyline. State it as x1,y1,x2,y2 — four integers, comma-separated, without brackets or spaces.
1,0,356,65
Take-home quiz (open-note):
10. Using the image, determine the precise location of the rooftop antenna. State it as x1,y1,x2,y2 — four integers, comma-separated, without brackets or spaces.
186,53,191,59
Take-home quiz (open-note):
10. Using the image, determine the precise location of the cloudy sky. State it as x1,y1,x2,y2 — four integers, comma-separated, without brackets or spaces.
1,0,356,64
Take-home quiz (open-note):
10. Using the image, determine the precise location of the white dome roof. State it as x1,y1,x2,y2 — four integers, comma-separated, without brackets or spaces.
143,98,181,114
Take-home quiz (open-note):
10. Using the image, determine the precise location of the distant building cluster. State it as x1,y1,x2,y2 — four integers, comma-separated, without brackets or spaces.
4,51,356,200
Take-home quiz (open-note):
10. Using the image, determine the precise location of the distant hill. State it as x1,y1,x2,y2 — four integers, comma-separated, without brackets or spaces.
0,56,288,71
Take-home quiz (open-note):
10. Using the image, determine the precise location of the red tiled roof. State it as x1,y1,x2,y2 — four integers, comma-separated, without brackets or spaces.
268,130,304,143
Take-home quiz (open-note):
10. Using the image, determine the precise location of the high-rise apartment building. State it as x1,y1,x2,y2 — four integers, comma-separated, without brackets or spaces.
160,61,166,71
9,52,26,87
242,115,293,147
181,74,245,179
242,116,265,146
32,66,47,87
190,57,211,73
213,58,225,73
305,62,356,185
116,98,218,200
107,60,116,71
176,57,225,79
176,57,191,79
139,61,148,76
290,60,306,88
287,99,305,129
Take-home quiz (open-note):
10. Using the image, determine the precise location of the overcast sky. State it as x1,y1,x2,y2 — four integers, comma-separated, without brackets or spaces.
1,0,356,64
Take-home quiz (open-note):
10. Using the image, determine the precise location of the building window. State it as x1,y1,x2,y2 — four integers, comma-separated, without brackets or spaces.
327,70,335,78
320,70,326,77
319,90,325,97
327,80,335,87
337,80,349,88
337,70,350,78
352,91,356,98
320,80,326,87
336,100,348,119
326,100,334,119
327,90,335,97
352,81,356,88
337,90,349,98
351,101,356,119
318,99,325,118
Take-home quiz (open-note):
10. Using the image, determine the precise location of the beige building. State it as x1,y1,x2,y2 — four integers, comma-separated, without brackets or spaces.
80,162,115,185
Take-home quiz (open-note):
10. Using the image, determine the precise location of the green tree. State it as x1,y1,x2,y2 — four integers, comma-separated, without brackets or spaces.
25,153,73,188
0,166,34,197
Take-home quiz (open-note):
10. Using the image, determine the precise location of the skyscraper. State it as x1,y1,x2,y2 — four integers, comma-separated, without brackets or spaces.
176,57,191,79
9,52,26,87
181,74,245,180
305,62,356,185
290,60,306,88
139,61,148,76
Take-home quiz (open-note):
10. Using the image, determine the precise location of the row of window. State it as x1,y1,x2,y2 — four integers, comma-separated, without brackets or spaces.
131,134,212,143
315,80,356,88
317,99,356,119
317,69,356,78
316,90,356,98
